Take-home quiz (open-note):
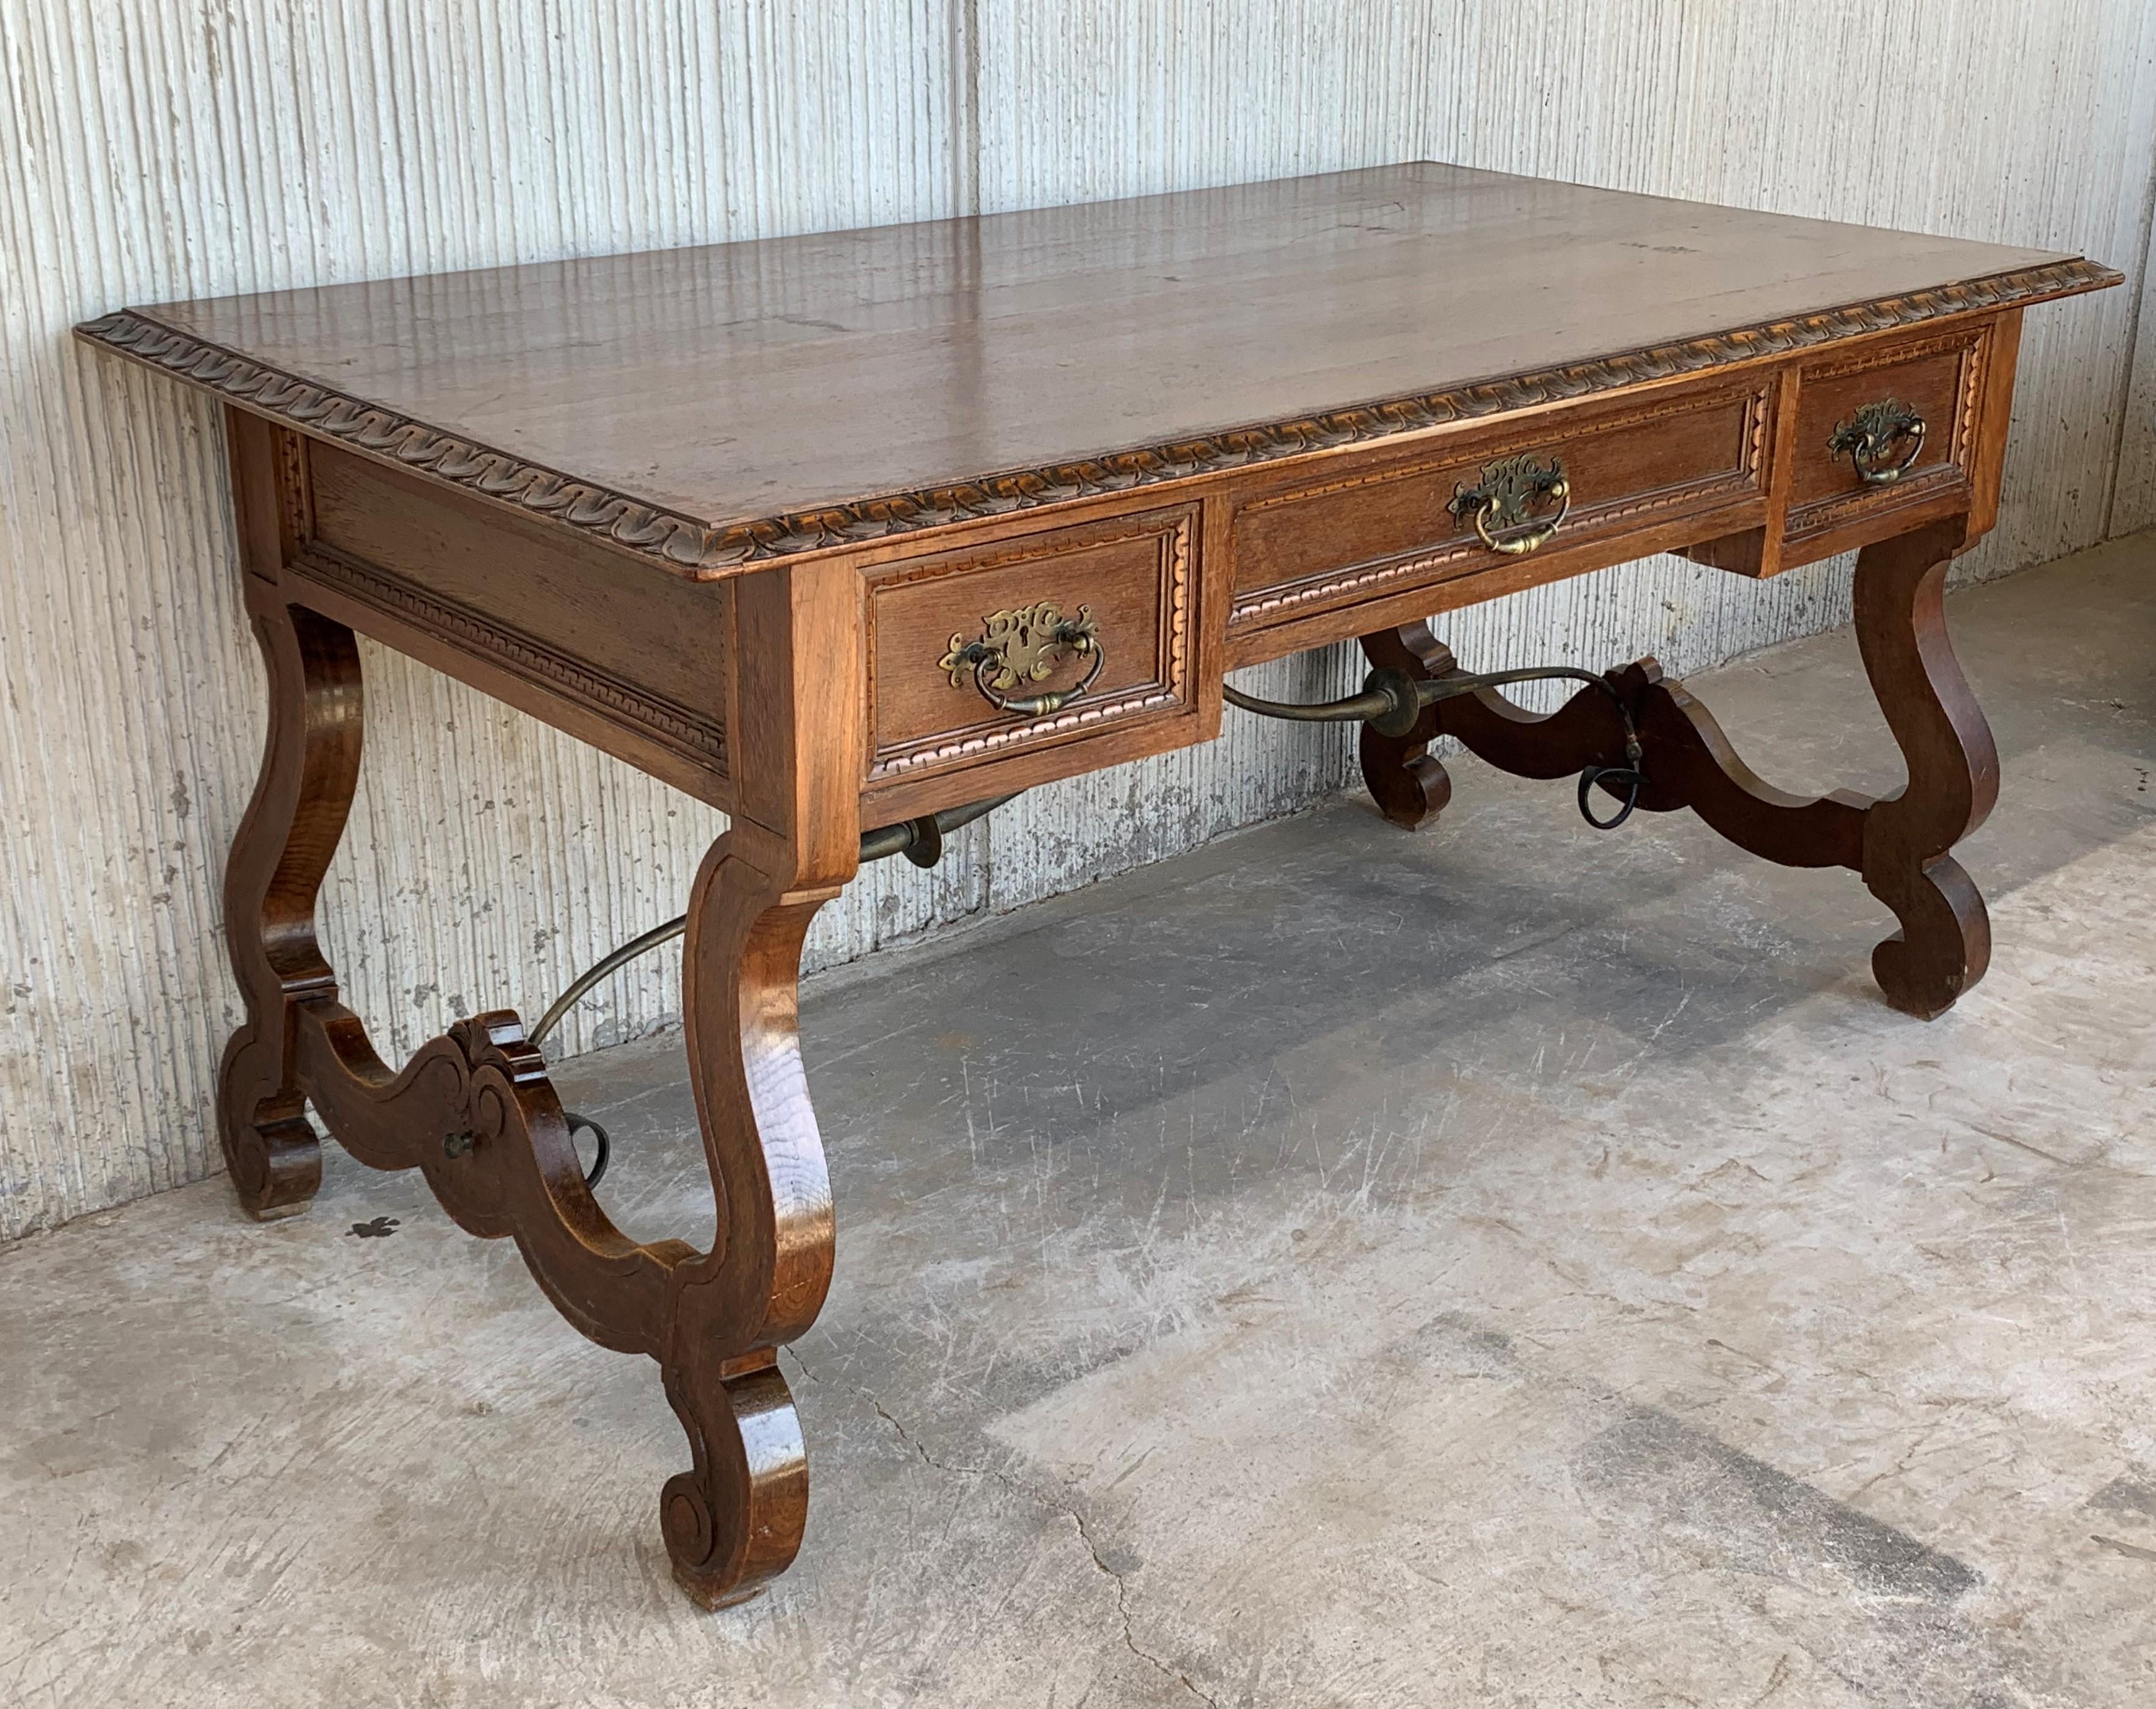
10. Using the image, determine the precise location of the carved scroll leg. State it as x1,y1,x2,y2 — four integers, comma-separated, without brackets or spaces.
660,840,838,1607
1852,519,1999,1018
217,597,363,1218
656,559,860,1607
1358,622,1455,830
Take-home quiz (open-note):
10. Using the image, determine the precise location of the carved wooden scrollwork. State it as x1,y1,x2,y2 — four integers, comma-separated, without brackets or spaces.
1358,518,1993,1017
217,571,838,1608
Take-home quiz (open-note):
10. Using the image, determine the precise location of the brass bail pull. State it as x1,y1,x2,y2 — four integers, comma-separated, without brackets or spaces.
1828,397,1927,485
1451,454,1571,556
939,600,1106,716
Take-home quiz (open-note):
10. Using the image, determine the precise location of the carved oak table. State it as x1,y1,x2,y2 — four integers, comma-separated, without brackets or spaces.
80,164,2116,1608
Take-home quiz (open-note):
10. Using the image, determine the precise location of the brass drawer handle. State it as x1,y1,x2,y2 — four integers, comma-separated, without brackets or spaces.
1450,454,1570,556
1828,397,1926,485
939,600,1104,716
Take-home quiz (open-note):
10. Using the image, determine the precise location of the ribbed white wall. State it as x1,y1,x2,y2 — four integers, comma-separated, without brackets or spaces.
2113,156,2156,537
2,1,2152,1236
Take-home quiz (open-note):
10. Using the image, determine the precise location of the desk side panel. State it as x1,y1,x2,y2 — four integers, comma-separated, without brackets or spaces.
286,435,733,807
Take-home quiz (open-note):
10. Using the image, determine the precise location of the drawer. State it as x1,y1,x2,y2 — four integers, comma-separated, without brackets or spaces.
1230,380,1767,630
865,505,1196,786
1784,328,1983,545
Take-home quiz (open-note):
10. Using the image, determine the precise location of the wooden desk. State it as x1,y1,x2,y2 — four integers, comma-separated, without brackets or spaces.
80,164,2116,1608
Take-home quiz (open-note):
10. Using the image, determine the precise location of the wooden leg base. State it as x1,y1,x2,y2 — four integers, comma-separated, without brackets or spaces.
214,504,1993,1616
1353,521,1998,1017
253,991,822,1614
1358,621,1454,832
1868,854,1992,1020
662,1352,810,1609
217,588,838,1611
1359,722,1452,830
216,1040,321,1221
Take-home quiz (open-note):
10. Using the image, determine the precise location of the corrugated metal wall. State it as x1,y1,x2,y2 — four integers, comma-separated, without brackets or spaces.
3,0,2152,1236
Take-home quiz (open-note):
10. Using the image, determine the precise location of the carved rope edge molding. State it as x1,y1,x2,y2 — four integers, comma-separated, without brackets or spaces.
78,258,2117,578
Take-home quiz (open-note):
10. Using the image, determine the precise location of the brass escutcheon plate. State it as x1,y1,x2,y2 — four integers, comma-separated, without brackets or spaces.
1826,396,1926,484
940,600,1098,692
1450,453,1568,531
1450,453,1571,554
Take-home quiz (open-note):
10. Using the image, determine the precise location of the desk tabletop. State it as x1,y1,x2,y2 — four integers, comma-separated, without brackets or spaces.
81,163,2115,576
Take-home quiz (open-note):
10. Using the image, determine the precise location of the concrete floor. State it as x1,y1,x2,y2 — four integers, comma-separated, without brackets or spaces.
4,536,2154,1709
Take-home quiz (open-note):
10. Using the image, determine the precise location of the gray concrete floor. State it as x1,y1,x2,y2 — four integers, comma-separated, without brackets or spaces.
5,537,2155,1709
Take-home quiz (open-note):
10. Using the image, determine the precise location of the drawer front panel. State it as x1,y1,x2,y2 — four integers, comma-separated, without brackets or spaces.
1230,382,1766,629
1785,331,1981,541
866,506,1195,783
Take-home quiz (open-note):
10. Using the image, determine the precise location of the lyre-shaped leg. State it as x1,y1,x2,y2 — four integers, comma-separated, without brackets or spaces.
212,407,858,1607
647,558,862,1605
1346,520,1995,1017
217,595,361,1218
659,839,838,1606
301,832,845,1609
1851,518,1997,1017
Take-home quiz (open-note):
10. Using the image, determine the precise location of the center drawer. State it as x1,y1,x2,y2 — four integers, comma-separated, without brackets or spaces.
1229,379,1768,633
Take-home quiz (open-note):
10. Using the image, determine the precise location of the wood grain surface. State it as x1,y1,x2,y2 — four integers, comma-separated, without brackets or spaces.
79,164,2110,574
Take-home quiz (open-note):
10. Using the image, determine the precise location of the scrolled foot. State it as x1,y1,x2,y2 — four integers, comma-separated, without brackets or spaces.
1359,622,1456,832
1359,722,1453,830
661,1349,809,1609
217,1028,321,1220
1868,854,1991,1020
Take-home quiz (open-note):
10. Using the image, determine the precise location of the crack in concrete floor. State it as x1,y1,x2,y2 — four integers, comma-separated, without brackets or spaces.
791,1349,1226,1709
